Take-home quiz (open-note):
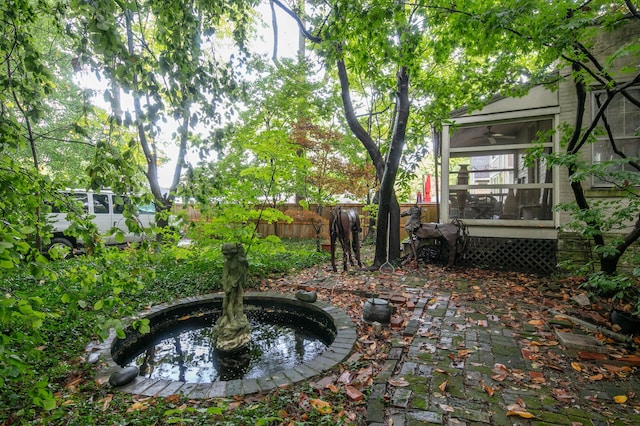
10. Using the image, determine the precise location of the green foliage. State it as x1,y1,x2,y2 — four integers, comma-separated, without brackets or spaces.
581,266,640,314
1,238,325,420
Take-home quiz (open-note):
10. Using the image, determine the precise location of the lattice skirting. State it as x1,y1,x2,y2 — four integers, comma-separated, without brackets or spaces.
460,237,557,275
414,236,557,275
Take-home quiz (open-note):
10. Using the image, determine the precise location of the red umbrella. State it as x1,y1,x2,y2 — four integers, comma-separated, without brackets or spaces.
424,174,432,202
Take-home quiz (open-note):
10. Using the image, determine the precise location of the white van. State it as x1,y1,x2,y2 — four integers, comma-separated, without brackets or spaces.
47,190,155,255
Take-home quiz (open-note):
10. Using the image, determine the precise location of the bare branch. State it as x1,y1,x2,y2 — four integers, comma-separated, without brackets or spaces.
272,0,322,43
594,93,640,171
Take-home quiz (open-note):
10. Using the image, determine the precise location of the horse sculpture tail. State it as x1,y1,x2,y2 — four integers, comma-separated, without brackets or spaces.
330,207,340,237
451,219,469,258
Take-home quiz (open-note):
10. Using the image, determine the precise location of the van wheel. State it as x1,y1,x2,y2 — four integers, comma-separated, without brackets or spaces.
47,238,74,259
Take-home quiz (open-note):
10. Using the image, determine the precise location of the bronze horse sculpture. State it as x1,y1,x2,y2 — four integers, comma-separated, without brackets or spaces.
330,206,363,272
401,205,468,268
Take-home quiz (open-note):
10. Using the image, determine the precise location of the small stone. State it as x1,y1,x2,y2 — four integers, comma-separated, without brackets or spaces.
87,352,100,364
295,290,317,303
572,293,591,306
109,366,139,387
556,331,604,352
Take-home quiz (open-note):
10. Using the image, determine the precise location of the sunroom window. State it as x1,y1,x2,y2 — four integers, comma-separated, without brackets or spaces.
448,119,554,221
591,87,640,187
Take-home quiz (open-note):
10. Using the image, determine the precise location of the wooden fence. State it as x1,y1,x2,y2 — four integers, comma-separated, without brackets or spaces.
174,202,438,242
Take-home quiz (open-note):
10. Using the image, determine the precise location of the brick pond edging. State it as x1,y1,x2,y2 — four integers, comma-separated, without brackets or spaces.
85,292,357,398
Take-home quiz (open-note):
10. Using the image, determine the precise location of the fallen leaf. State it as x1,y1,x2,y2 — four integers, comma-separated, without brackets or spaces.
506,410,536,419
588,373,604,381
439,404,455,412
310,398,332,414
99,394,113,411
571,362,582,372
611,355,640,366
552,388,574,402
604,364,632,374
614,395,628,404
577,352,607,361
337,370,352,384
327,384,339,393
530,371,546,384
163,394,180,404
388,378,410,387
491,363,509,381
528,319,545,326
126,401,148,412
438,380,448,392
482,381,494,397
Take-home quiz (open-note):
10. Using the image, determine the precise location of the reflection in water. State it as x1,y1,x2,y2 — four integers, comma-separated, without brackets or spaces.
124,317,328,383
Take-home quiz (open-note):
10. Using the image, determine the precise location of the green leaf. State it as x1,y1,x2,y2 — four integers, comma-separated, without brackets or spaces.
94,299,104,311
115,230,125,244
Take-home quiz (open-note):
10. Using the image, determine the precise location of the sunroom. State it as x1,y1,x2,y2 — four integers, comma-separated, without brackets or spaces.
439,84,560,273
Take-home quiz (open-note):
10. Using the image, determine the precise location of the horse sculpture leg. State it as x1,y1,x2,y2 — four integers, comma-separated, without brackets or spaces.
330,230,338,272
352,232,362,268
340,235,349,271
444,235,457,267
410,235,419,269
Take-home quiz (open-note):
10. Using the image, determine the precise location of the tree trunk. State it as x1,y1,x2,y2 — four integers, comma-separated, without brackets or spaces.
374,67,409,266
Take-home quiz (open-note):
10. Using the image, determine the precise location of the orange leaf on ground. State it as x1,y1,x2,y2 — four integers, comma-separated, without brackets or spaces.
611,355,640,366
126,401,148,412
614,395,628,404
163,394,180,404
521,349,535,360
604,364,632,374
310,398,332,414
577,352,607,361
506,410,536,419
530,371,546,384
588,373,604,381
491,364,509,381
571,362,582,372
482,381,494,397
438,380,448,392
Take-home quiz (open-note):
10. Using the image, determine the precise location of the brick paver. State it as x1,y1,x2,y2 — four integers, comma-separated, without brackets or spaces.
366,280,640,425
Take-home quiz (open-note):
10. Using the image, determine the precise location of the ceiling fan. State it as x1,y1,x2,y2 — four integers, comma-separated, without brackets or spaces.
475,126,517,144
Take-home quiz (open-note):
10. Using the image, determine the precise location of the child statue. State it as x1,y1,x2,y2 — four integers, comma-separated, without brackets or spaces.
213,243,251,353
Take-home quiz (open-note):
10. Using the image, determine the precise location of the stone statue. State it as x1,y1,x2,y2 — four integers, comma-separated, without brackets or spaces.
213,243,251,353
402,205,423,235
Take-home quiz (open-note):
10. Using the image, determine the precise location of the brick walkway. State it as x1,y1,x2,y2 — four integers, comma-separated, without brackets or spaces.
360,280,640,425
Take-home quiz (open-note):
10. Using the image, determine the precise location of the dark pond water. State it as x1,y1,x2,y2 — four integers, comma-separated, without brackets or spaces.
121,314,329,382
